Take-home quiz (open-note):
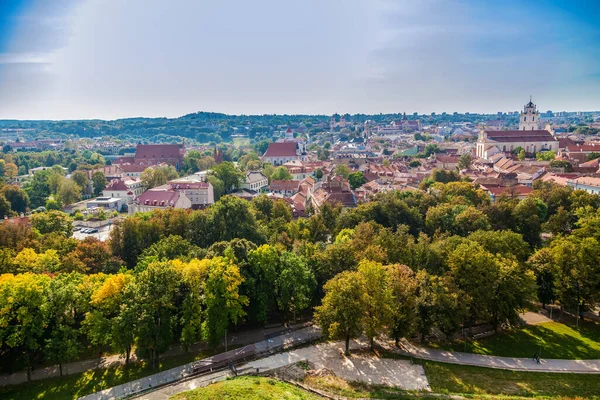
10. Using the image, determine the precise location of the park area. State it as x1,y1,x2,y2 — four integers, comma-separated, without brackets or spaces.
427,315,600,360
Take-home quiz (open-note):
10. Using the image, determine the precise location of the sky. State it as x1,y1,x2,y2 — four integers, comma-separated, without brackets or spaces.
0,0,599,120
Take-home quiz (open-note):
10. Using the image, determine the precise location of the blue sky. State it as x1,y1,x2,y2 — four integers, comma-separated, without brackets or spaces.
0,0,598,119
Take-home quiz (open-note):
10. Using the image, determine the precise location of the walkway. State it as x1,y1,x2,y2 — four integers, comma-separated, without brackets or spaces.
520,311,552,325
395,340,600,374
135,339,430,400
80,326,322,400
0,322,309,386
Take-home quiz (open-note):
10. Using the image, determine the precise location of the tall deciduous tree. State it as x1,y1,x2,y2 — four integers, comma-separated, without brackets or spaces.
202,257,247,347
357,260,394,349
275,252,315,323
0,273,51,381
315,270,364,355
210,162,244,193
92,171,106,196
1,185,29,214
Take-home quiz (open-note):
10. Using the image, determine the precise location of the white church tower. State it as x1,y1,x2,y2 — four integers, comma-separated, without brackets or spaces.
519,96,540,131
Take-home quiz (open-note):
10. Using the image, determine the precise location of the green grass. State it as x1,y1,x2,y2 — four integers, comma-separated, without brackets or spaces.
171,376,322,399
0,351,212,400
423,360,600,398
429,321,600,359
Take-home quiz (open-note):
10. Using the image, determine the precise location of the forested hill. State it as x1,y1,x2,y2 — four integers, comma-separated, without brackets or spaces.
0,111,505,144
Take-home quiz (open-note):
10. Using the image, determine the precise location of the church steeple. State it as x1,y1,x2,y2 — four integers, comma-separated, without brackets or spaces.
519,96,539,131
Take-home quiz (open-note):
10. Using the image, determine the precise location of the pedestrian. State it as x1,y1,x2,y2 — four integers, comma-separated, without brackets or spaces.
533,352,538,361
536,355,541,364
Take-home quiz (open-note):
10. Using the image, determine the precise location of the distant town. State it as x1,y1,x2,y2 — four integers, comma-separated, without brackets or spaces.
1,100,600,399
1,100,599,219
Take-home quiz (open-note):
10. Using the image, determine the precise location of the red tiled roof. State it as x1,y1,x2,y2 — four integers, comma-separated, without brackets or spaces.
135,144,184,159
105,179,129,191
138,190,180,206
269,180,300,191
485,130,556,143
263,142,298,158
565,143,600,153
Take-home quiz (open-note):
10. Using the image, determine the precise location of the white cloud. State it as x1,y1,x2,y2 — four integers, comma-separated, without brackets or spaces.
0,0,598,119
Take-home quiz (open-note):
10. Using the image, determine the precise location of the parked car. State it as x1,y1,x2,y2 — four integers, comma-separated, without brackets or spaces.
88,228,99,233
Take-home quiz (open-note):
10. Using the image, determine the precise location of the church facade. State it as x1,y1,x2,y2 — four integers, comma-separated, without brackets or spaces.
476,98,558,159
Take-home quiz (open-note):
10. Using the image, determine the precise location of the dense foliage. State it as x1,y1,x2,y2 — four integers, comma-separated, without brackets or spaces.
2,180,600,375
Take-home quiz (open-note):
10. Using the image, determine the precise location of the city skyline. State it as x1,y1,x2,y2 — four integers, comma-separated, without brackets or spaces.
1,0,599,120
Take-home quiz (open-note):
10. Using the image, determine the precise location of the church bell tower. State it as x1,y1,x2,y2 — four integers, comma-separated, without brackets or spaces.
519,96,540,131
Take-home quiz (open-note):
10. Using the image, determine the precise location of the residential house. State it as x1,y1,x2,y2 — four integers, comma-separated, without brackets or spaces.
269,180,300,197
567,176,600,195
102,177,144,210
242,171,269,191
309,175,356,211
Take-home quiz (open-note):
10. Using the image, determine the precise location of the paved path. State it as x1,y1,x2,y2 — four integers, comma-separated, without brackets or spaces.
136,339,430,400
80,326,322,400
0,322,309,387
247,339,430,391
520,311,552,325
396,340,600,374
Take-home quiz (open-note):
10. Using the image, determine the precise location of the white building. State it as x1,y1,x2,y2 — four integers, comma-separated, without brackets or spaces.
102,177,144,209
476,98,558,160
520,97,540,131
262,142,301,166
567,177,600,195
242,171,268,191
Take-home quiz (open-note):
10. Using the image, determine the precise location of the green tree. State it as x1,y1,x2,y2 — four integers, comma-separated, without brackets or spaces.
247,245,280,324
0,273,51,381
314,168,324,180
518,149,526,161
270,166,293,181
71,170,89,193
56,179,82,206
275,252,316,323
357,260,394,350
1,185,29,214
45,273,83,376
315,270,364,355
0,194,12,219
458,153,472,170
24,169,51,208
334,164,351,179
536,150,556,161
131,263,181,369
210,162,244,192
348,172,366,190
31,210,73,236
92,171,106,196
388,264,418,346
202,257,248,347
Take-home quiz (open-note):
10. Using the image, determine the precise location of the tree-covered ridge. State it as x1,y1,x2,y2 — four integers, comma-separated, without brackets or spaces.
1,181,600,377
0,111,525,144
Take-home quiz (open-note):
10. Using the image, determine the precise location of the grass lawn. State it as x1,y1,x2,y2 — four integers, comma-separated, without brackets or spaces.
305,354,600,399
0,351,212,400
424,361,600,398
429,321,600,359
171,376,322,399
